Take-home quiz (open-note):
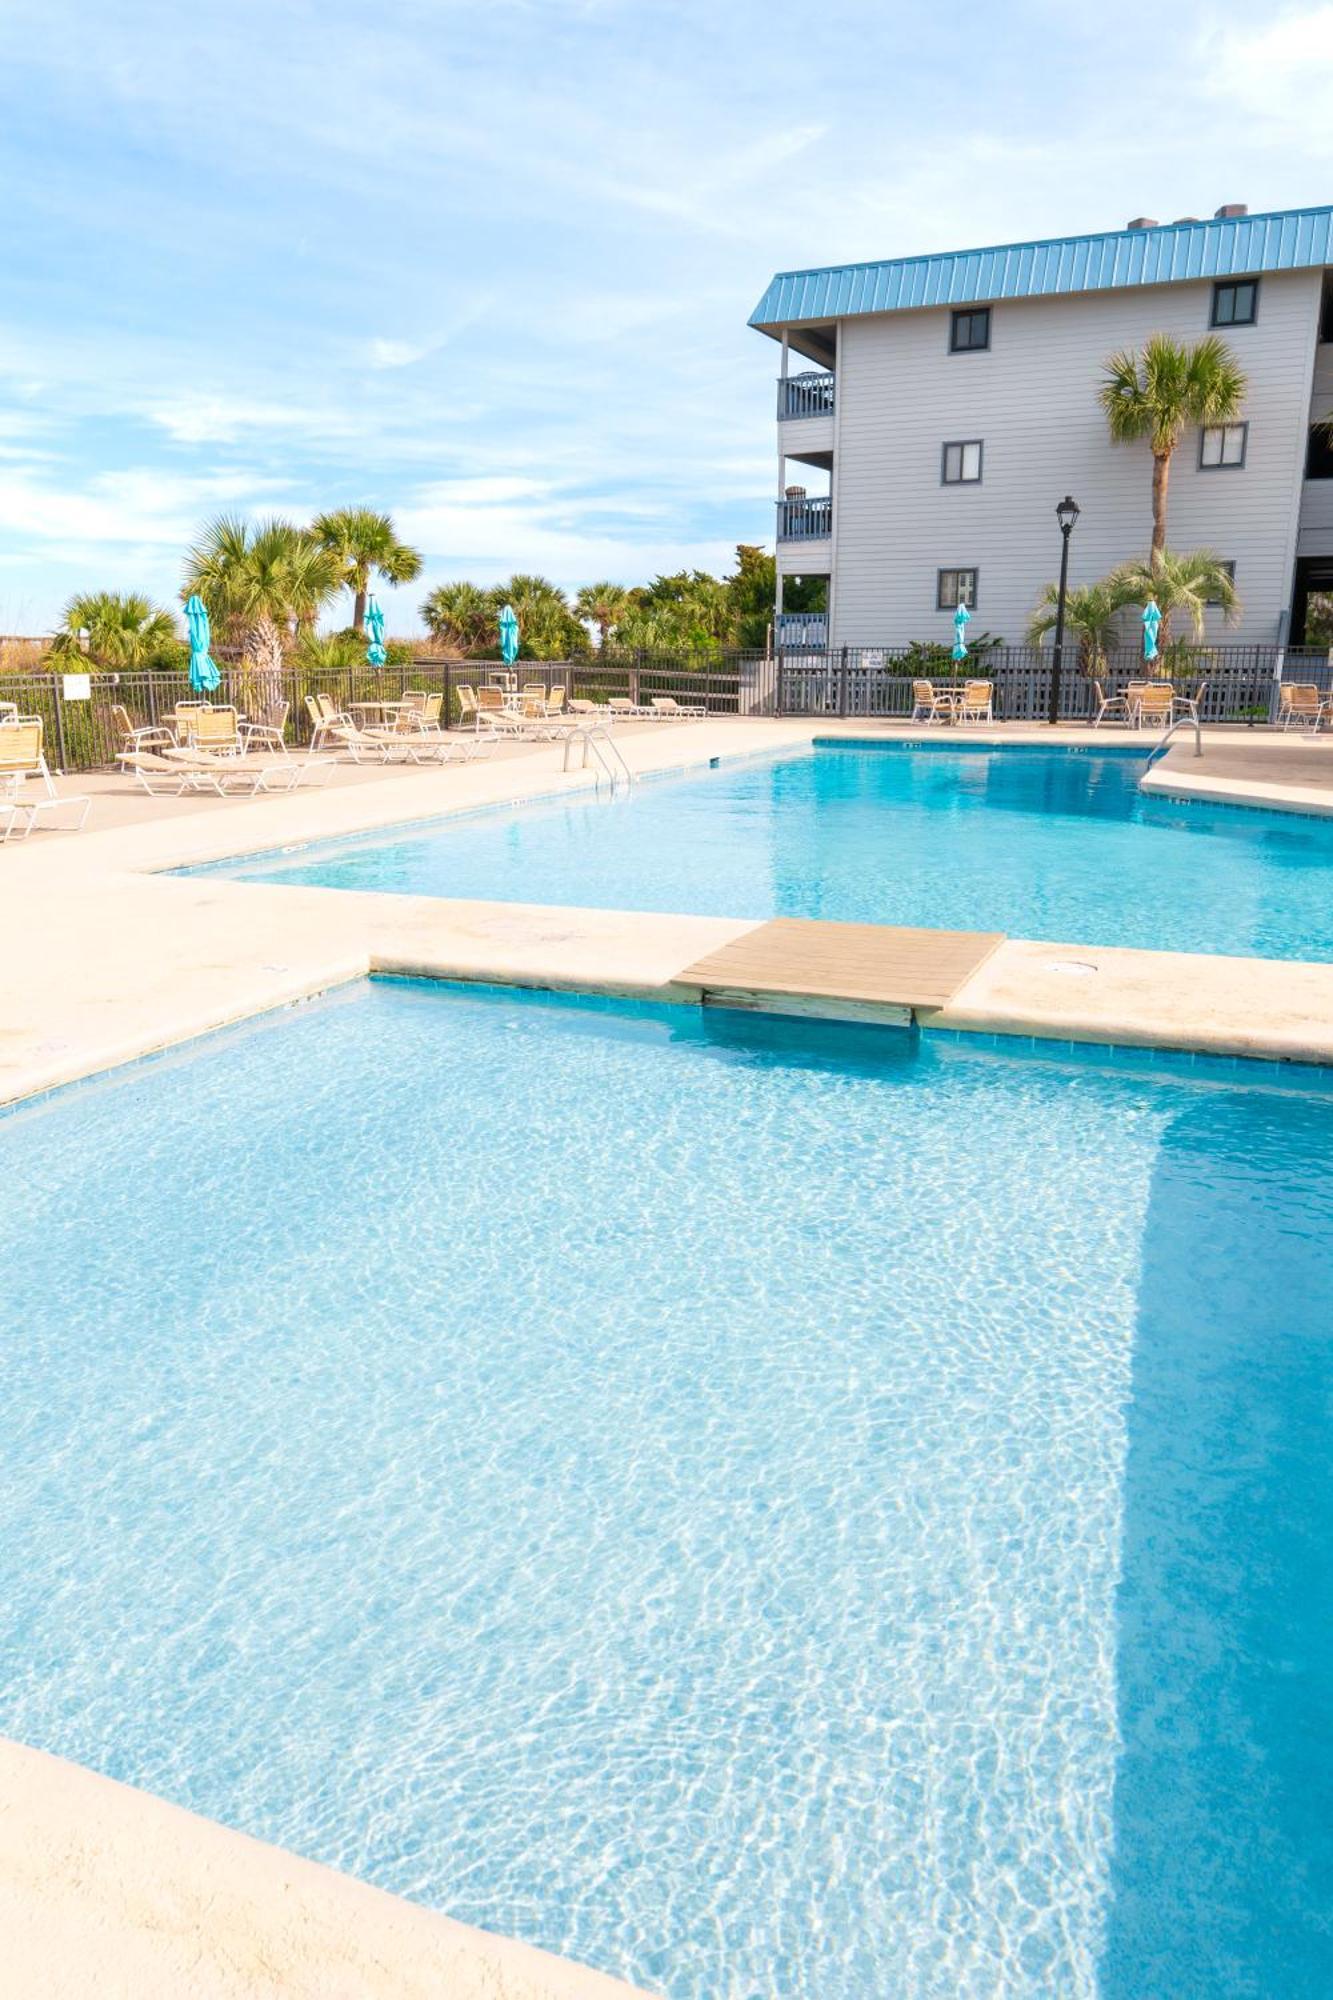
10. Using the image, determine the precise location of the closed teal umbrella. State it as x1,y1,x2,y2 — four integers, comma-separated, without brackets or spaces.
185,594,220,693
365,594,387,667
952,602,971,663
498,603,520,666
1142,598,1162,664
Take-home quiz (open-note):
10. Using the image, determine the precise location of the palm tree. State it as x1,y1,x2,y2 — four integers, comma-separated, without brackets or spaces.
50,590,179,668
1100,333,1247,563
1026,579,1127,677
182,516,341,705
489,575,586,659
573,581,630,650
421,581,496,655
1108,549,1240,660
311,507,424,631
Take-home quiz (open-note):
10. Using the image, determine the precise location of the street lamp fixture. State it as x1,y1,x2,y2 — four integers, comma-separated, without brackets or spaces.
1048,495,1080,725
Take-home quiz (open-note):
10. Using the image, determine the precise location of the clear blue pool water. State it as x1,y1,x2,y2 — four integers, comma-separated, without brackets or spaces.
210,746,1333,961
3,983,1331,1997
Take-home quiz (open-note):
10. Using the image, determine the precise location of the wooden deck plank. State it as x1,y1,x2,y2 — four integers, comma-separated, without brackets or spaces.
676,917,1005,1010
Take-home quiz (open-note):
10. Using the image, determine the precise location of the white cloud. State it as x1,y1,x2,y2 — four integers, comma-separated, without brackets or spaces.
1200,7,1333,123
367,338,430,370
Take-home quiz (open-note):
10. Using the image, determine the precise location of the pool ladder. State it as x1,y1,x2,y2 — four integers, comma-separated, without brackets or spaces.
562,723,634,795
1143,710,1203,768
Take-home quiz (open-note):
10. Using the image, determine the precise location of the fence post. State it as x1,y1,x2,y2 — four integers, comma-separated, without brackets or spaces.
52,672,69,772
838,647,849,718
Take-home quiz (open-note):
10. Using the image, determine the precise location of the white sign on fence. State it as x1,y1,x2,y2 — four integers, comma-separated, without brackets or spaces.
61,673,92,702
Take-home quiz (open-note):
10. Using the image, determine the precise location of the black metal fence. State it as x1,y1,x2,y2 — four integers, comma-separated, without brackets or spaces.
770,644,1333,724
7,641,1330,770
0,656,765,771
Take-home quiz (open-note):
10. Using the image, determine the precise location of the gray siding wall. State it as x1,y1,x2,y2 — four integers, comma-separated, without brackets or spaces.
826,269,1321,647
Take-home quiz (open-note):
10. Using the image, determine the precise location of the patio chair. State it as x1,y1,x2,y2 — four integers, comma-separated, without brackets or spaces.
1133,682,1174,730
0,701,16,722
650,696,707,720
1278,683,1328,732
173,701,208,742
910,679,954,725
0,716,92,839
455,683,480,728
240,698,289,753
475,686,507,719
546,685,567,713
1090,681,1132,727
304,691,353,751
178,705,242,757
110,701,175,754
957,680,994,724
1171,678,1208,726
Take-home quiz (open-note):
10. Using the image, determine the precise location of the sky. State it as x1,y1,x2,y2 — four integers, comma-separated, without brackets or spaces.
0,0,1328,633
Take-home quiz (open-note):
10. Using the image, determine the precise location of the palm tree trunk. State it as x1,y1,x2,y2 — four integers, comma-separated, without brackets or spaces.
353,588,367,632
1150,452,1171,566
246,615,286,713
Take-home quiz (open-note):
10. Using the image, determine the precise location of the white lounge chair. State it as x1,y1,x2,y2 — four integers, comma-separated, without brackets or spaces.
649,696,706,720
0,716,91,840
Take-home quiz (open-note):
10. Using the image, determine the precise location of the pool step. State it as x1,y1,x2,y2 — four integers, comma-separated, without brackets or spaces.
676,918,1004,1025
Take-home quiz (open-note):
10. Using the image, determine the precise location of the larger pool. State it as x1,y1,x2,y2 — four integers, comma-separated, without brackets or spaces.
3,982,1330,1996
211,745,1333,961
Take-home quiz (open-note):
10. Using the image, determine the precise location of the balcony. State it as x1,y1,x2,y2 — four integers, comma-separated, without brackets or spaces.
778,371,836,420
775,611,828,647
777,494,832,541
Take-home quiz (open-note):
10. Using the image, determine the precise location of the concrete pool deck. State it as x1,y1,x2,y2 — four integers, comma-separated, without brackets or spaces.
5,713,1333,1990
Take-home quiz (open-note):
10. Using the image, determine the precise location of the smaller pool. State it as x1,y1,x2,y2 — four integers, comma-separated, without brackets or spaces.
203,745,1333,962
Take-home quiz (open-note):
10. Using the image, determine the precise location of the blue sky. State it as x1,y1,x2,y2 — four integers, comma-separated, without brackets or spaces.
0,0,1327,632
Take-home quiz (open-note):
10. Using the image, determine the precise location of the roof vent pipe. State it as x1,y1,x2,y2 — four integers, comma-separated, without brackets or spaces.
1215,202,1249,219
1126,216,1159,231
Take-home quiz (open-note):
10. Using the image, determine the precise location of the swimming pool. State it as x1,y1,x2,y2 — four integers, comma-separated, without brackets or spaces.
210,745,1333,962
4,983,1330,1994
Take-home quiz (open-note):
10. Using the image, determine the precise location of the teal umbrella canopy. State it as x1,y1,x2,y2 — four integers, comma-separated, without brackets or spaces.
365,595,387,668
952,601,971,662
1142,599,1162,663
499,603,520,665
184,594,221,693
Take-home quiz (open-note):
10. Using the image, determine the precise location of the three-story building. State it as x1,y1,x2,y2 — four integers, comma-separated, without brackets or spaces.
750,203,1333,650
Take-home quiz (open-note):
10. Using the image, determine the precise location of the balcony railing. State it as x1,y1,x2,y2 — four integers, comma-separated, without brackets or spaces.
778,371,836,420
776,495,832,541
775,612,828,647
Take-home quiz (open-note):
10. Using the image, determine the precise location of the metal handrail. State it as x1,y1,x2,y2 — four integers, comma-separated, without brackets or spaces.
1143,709,1203,766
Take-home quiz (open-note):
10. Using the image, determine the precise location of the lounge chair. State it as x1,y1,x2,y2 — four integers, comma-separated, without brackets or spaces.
910,679,955,725
606,696,655,721
0,716,92,839
957,680,994,724
1278,683,1328,732
649,696,707,720
455,683,481,729
475,686,508,721
568,698,607,717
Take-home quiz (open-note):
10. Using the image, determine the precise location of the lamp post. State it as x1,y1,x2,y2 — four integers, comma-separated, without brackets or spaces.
1047,494,1080,725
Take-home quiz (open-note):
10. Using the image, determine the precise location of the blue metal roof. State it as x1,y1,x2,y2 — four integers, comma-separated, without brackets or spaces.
750,205,1333,329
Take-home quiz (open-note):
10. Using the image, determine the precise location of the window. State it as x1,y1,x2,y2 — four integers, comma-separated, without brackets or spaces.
937,568,978,610
1199,421,1247,468
1206,561,1236,608
950,307,991,352
1307,426,1333,479
1211,279,1258,327
941,440,983,484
